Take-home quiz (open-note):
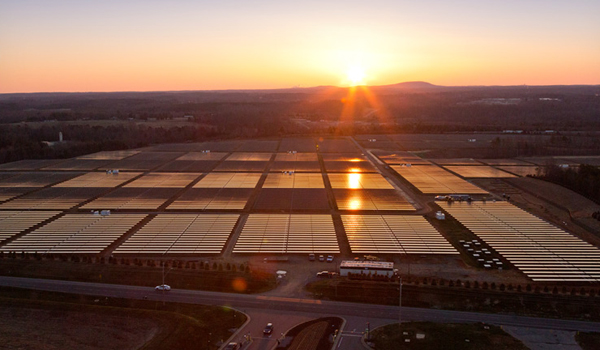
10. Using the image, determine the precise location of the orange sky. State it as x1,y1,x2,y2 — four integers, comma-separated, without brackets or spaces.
1,1,599,93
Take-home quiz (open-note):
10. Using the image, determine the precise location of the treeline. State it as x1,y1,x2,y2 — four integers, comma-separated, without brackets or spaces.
533,164,600,204
0,115,287,164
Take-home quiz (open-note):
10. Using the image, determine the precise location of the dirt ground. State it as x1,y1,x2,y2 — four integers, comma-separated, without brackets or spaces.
0,306,158,350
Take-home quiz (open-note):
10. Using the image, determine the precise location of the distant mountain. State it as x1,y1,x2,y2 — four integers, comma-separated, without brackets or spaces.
378,81,442,90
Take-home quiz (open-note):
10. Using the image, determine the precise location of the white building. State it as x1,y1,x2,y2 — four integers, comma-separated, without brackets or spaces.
339,261,394,277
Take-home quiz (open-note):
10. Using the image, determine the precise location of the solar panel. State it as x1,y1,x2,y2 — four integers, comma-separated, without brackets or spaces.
342,215,457,254
440,201,600,282
114,214,239,254
233,214,339,253
1,214,145,254
444,166,516,178
0,211,61,242
0,172,82,188
124,172,200,188
0,187,107,210
77,150,140,160
334,189,416,211
225,152,272,161
167,188,252,210
263,173,324,188
55,172,140,188
82,188,179,210
391,165,488,194
193,173,261,188
328,173,394,189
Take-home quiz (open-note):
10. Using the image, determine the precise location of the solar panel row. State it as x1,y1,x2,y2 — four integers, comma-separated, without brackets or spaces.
0,214,145,254
233,214,339,253
0,211,61,241
391,165,488,194
440,201,600,282
114,214,239,254
342,215,457,254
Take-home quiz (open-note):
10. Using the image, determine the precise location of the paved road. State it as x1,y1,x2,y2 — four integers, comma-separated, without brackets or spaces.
2,276,599,335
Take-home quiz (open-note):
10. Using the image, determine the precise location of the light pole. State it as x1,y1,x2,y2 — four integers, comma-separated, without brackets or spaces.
398,276,402,328
161,260,173,305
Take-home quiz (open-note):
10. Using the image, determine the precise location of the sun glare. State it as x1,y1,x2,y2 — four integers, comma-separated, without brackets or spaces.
347,66,366,86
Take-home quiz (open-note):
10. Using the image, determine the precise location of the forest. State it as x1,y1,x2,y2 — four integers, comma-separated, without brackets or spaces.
0,84,599,164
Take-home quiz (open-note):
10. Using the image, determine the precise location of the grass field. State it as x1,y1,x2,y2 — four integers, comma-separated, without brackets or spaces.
0,257,276,294
370,322,527,350
0,286,246,350
575,332,600,350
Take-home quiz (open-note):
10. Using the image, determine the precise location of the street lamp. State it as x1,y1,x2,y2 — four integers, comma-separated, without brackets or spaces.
161,260,173,305
398,276,403,329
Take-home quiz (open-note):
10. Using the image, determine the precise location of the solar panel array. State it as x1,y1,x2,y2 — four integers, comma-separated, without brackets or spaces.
391,165,488,194
497,165,541,177
0,188,32,202
440,201,600,282
233,214,339,253
334,190,416,211
375,152,432,165
328,173,394,189
226,152,272,161
262,173,324,188
43,159,113,171
114,214,239,254
342,215,457,254
430,158,481,165
167,188,252,210
124,172,200,188
0,172,81,187
0,214,145,254
0,187,107,210
55,172,140,187
275,153,318,161
82,188,179,210
0,211,61,242
194,173,261,188
176,152,228,161
444,166,516,178
77,150,140,160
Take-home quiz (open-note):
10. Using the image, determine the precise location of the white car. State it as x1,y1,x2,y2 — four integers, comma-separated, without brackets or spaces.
155,284,171,291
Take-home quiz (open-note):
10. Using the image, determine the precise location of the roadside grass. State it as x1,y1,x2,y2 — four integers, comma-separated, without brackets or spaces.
0,258,275,293
576,332,600,350
370,322,528,350
0,286,245,350
306,279,600,322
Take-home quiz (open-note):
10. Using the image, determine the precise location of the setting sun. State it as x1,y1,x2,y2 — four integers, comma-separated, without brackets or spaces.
347,66,366,86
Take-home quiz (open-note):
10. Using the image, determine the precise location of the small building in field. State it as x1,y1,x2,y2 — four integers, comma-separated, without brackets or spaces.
339,260,394,277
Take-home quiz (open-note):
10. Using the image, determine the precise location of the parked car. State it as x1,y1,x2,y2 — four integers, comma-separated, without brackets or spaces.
224,342,240,350
318,255,325,262
155,284,171,291
308,253,315,261
326,255,334,262
316,271,337,278
263,323,274,335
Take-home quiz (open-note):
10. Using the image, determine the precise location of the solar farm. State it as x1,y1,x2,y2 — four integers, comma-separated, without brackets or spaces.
0,136,599,286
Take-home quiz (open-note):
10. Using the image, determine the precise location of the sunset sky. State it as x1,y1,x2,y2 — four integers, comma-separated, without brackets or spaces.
1,0,599,93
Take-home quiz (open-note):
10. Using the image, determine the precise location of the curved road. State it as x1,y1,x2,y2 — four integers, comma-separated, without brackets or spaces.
1,276,599,350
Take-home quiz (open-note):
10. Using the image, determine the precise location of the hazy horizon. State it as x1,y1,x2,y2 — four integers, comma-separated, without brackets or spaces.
2,1,599,93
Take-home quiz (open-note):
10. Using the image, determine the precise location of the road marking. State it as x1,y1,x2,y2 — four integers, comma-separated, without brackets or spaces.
256,296,322,304
340,333,364,338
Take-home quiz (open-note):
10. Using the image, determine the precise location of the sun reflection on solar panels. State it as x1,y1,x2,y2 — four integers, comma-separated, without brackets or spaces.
348,173,361,189
349,199,362,210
